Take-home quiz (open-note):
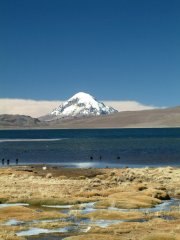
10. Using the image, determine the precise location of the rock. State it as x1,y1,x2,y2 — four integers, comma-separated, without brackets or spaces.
91,183,100,188
110,171,116,176
96,174,107,180
23,169,33,172
174,190,180,197
116,176,124,183
155,186,166,191
136,184,148,191
154,191,170,200
144,188,170,200
129,176,135,181
46,173,52,178
59,175,68,180
91,178,101,183
78,176,86,180
112,176,118,182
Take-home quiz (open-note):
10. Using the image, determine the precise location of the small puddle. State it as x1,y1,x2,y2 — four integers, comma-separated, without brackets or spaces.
42,202,97,215
69,202,97,215
108,198,180,213
0,203,29,208
4,219,24,226
1,199,179,238
27,235,68,240
88,219,124,227
3,218,68,226
160,215,176,220
42,205,74,209
16,225,90,237
16,218,124,237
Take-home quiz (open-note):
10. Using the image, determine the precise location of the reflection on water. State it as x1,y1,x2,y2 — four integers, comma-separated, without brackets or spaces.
1,198,179,238
0,203,29,208
4,219,24,226
16,226,78,237
0,139,63,143
42,205,74,209
108,198,180,213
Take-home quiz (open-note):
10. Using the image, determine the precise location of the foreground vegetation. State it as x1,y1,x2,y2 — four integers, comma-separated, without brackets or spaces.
0,165,179,239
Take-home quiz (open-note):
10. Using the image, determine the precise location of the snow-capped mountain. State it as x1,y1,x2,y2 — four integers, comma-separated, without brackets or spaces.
50,92,118,119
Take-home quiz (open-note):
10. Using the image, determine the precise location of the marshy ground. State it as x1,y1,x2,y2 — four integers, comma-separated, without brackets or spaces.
0,165,179,240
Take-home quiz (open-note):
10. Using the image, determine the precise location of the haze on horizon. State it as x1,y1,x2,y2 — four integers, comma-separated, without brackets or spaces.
0,0,180,109
0,97,156,118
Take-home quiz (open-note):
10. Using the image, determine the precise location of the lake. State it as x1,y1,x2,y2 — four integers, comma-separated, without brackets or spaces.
0,128,180,167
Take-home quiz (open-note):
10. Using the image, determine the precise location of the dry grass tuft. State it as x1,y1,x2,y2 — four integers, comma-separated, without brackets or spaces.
0,206,67,221
64,234,120,240
142,233,177,240
78,210,145,220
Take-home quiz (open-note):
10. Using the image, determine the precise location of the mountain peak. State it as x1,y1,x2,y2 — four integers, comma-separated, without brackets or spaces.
69,92,94,100
68,92,100,109
49,92,118,119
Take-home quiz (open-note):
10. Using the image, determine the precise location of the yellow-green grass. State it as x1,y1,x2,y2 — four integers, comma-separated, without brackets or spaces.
95,191,161,209
77,210,146,220
0,206,67,222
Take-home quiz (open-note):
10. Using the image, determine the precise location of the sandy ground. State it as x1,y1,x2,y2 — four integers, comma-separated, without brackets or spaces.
0,165,179,240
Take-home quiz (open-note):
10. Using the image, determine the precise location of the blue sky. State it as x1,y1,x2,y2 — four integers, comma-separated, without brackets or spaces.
0,0,180,107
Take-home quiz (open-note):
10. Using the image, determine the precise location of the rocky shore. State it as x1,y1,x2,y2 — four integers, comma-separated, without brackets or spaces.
0,165,179,240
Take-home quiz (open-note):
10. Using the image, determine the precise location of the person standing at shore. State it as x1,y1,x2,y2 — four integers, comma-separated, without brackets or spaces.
2,158,4,165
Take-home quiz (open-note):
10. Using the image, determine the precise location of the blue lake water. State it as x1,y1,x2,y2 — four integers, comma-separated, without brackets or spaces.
0,128,180,167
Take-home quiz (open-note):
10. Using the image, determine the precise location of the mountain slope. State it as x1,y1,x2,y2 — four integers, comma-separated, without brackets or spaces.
43,92,118,120
0,107,180,129
47,107,180,128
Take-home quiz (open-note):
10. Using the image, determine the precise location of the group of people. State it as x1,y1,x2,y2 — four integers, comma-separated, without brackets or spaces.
1,158,19,165
90,156,120,160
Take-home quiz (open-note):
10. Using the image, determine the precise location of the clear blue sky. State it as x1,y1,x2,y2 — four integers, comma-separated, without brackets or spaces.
0,0,180,107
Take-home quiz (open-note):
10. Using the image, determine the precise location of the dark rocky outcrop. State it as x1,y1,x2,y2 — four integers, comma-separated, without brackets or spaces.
0,114,44,128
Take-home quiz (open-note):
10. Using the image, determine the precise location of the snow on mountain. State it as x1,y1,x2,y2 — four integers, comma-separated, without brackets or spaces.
50,92,118,119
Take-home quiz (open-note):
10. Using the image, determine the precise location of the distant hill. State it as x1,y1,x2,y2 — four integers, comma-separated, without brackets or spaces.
0,114,44,128
0,107,180,129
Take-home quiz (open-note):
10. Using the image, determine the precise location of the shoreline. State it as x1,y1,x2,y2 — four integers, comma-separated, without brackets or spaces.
1,162,180,169
1,126,180,130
